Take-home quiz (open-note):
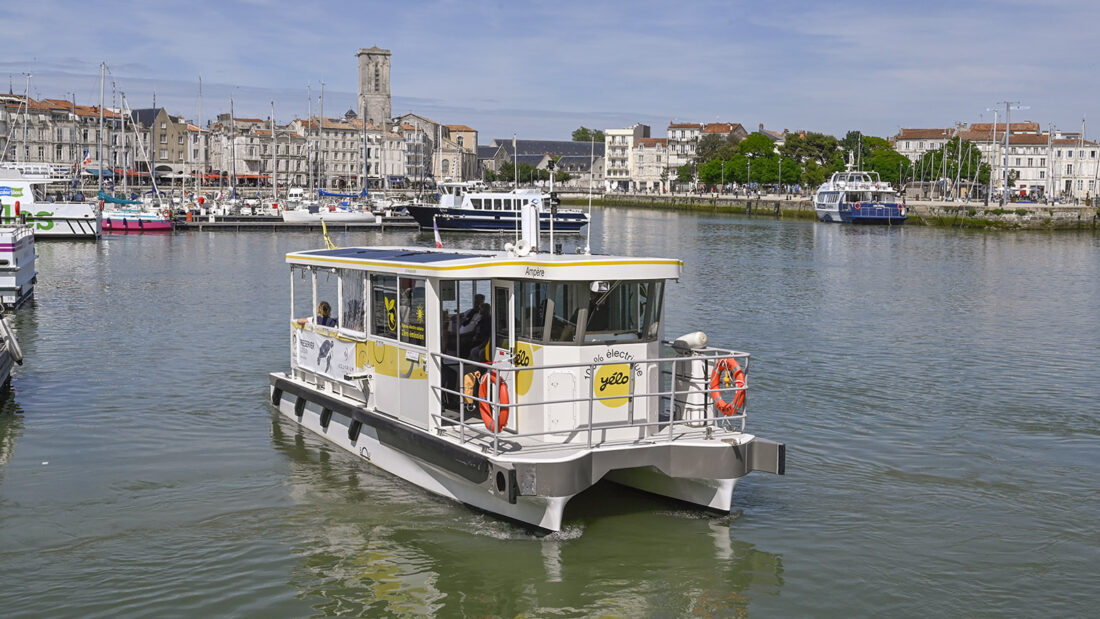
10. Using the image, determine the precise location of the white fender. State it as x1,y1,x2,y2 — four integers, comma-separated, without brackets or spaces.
1,316,22,365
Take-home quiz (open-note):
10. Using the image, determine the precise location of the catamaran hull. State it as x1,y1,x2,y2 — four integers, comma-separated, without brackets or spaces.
406,205,588,233
270,373,572,530
269,372,784,531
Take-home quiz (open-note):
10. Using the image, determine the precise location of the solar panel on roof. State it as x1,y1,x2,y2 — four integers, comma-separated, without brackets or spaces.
297,247,492,264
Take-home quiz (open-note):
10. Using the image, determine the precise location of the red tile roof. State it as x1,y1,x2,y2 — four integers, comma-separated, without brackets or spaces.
702,122,743,134
637,138,667,147
445,124,475,132
896,128,952,140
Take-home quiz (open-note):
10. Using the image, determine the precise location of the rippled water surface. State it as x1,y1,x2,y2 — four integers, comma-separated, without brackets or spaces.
1,209,1097,617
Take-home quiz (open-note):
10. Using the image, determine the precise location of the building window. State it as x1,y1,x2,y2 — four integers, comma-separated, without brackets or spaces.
160,122,167,129
1040,171,1045,179
1066,164,1073,175
1067,150,1073,158
1027,158,1033,166
1015,157,1020,165
1077,180,1083,190
160,135,167,144
1041,158,1046,166
160,149,167,160
456,136,464,148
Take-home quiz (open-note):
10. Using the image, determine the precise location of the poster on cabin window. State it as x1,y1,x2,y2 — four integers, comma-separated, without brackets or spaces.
296,330,357,381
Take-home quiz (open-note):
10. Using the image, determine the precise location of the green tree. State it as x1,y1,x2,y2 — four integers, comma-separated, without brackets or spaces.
738,133,776,158
780,131,839,165
571,127,605,142
676,163,695,183
694,133,740,164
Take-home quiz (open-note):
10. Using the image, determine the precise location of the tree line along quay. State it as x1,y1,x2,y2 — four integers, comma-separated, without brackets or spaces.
562,192,1100,231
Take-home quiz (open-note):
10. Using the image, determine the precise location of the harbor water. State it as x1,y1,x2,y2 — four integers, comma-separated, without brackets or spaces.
1,209,1098,617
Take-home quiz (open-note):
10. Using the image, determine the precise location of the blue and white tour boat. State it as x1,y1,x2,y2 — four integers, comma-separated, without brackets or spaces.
405,181,589,233
814,170,906,224
269,205,784,531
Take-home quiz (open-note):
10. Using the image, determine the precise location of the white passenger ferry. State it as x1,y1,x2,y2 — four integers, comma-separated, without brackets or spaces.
0,165,102,239
0,221,36,309
269,213,785,531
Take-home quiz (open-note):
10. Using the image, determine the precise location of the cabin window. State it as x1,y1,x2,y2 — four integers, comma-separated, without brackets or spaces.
399,277,426,346
439,279,492,360
371,274,398,339
515,281,549,342
583,280,663,344
471,198,482,209
340,270,365,334
548,282,589,343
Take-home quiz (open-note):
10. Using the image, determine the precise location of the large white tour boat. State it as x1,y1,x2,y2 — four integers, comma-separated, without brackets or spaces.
406,182,589,233
814,169,906,224
0,166,102,239
269,208,785,531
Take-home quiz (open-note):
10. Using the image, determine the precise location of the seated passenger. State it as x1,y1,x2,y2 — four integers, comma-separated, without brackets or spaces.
297,301,338,327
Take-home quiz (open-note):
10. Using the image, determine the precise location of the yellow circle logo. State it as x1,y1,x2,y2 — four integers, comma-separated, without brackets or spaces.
514,342,538,395
593,363,631,407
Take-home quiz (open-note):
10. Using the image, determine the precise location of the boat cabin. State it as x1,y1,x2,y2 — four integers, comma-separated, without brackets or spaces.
284,246,714,444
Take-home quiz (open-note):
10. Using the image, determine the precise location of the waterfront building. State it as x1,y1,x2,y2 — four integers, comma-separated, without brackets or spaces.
634,137,669,192
604,124,650,191
667,122,701,176
893,122,1098,200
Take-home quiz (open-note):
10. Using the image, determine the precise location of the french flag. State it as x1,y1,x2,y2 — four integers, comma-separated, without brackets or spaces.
433,217,443,248
81,150,91,166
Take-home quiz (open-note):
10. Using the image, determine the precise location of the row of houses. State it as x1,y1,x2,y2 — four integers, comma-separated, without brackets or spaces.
0,92,479,192
894,122,1099,200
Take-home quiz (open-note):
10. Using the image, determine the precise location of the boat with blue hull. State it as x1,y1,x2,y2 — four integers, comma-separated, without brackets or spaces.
814,170,906,224
406,182,588,233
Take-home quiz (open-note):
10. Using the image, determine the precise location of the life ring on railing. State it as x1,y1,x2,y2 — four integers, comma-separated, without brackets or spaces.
1,316,23,365
478,370,510,432
709,357,745,416
854,202,862,210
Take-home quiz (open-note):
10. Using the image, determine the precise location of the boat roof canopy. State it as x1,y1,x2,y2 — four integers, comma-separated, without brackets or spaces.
286,246,682,281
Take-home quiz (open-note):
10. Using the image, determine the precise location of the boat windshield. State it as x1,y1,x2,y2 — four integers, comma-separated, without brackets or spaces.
514,280,664,345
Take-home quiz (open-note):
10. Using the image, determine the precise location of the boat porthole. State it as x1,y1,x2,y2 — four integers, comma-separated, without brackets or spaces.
320,409,332,429
348,420,362,441
294,397,305,418
271,388,283,406
495,471,506,493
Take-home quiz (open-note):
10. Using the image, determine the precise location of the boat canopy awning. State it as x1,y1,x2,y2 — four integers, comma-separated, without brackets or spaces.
286,245,683,281
234,174,270,179
83,168,114,177
114,168,150,177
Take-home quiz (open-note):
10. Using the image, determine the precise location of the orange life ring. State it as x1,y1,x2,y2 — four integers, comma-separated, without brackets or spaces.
478,370,510,432
709,357,745,416
854,202,862,210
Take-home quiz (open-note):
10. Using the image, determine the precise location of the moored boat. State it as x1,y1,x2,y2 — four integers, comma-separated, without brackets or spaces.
269,206,784,531
0,222,36,309
814,170,906,224
0,166,102,239
0,314,22,393
281,203,377,223
406,181,588,232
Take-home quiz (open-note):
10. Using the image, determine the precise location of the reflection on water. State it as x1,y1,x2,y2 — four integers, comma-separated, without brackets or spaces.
270,416,784,616
0,395,23,468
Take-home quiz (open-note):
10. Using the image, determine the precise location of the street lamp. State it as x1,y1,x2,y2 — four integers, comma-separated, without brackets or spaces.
721,160,725,190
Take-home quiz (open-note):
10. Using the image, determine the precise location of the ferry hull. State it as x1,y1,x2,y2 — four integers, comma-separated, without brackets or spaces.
406,205,587,233
270,371,783,531
270,373,573,530
22,204,102,239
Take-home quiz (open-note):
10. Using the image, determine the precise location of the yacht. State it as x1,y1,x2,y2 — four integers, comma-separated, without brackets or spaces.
269,206,785,531
814,170,906,224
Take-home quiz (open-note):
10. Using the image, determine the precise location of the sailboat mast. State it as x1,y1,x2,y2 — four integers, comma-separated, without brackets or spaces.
197,76,202,200
120,90,126,195
319,81,325,192
271,101,277,203
98,63,105,193
230,97,236,198
307,85,312,194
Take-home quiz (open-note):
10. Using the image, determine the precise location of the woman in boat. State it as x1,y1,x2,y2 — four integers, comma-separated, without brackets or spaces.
297,301,338,327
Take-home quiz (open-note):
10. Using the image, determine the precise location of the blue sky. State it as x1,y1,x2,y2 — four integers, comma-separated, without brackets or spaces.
3,0,1098,142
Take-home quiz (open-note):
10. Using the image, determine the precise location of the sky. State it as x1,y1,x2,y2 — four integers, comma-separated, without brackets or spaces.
3,0,1099,143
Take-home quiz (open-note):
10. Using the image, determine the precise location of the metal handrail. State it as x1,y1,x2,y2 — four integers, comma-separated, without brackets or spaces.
428,347,750,455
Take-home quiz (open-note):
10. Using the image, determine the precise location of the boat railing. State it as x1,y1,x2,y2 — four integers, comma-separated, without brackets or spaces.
428,345,751,456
